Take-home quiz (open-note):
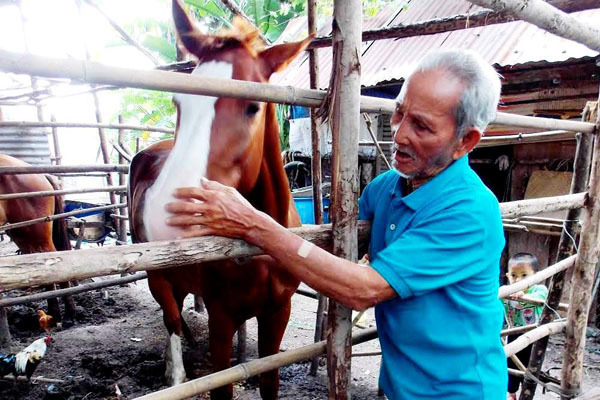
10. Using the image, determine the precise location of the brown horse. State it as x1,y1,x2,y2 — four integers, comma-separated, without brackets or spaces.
127,1,311,398
0,154,76,324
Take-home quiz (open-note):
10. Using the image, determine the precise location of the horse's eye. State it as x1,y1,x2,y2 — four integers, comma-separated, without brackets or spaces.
246,103,260,117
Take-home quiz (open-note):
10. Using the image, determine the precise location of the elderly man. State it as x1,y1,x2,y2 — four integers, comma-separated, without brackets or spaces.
165,49,507,399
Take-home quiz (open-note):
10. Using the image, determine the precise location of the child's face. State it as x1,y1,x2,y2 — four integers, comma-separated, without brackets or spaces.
506,263,536,285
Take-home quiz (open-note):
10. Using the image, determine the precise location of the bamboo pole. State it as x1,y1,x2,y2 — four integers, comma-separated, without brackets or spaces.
502,324,539,337
561,101,600,399
306,0,598,49
117,116,128,244
478,130,576,147
2,375,65,384
499,193,586,219
0,120,174,134
498,255,577,299
520,103,596,400
0,49,596,133
307,0,327,378
0,164,128,175
468,0,600,53
134,327,378,400
326,1,362,397
0,273,147,307
504,322,567,358
0,203,127,233
0,222,371,292
361,130,579,149
518,295,569,312
82,0,161,65
0,185,126,200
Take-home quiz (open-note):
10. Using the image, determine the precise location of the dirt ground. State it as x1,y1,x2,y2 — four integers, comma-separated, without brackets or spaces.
1,239,599,400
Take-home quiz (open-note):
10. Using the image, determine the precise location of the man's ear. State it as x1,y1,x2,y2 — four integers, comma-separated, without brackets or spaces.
452,127,482,160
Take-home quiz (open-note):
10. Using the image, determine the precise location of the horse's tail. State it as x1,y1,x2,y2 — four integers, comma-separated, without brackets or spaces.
46,175,72,252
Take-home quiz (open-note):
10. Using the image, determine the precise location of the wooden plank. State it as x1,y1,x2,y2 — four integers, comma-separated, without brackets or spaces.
0,222,371,292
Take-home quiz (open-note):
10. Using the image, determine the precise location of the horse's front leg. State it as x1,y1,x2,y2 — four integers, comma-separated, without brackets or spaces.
148,275,187,386
257,299,293,400
207,307,237,400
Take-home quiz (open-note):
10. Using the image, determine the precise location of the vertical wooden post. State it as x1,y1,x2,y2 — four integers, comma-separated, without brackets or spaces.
50,114,63,168
0,295,10,352
117,116,128,245
327,0,361,398
520,104,595,399
307,0,328,377
561,100,600,399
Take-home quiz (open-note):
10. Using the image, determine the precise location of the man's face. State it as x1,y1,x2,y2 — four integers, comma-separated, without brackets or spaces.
506,263,536,285
390,68,465,180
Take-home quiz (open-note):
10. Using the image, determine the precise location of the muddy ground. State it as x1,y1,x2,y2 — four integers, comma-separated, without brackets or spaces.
1,239,599,400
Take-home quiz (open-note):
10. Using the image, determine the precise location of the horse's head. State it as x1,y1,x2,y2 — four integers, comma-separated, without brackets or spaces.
171,0,311,193
132,1,310,242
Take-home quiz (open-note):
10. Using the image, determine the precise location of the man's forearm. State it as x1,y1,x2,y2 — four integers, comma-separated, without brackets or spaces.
245,211,395,310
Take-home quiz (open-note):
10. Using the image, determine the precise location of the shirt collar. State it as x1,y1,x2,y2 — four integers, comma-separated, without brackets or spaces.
390,155,469,211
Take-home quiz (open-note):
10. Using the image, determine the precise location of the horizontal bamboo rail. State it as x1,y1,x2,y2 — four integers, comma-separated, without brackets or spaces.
135,327,378,400
0,120,174,134
499,192,586,219
477,130,576,148
0,203,127,233
519,294,569,312
0,272,147,307
0,164,128,175
359,130,580,148
0,49,595,133
0,222,371,291
0,185,126,200
504,321,567,357
498,255,576,298
502,324,538,337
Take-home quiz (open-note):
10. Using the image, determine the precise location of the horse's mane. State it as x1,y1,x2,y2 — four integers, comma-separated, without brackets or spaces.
187,16,265,58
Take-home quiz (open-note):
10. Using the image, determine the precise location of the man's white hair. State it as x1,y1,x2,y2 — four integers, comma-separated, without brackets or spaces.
397,49,501,138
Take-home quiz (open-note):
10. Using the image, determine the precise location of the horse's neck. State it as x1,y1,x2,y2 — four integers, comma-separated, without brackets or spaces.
247,103,292,227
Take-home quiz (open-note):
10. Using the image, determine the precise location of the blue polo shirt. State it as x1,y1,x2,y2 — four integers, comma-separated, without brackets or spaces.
359,155,506,399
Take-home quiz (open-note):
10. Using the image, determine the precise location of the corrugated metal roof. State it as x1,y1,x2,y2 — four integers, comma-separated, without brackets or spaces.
0,127,51,165
271,0,600,89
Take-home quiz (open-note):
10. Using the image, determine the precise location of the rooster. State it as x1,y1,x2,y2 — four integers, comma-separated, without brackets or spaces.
0,335,52,381
37,309,53,333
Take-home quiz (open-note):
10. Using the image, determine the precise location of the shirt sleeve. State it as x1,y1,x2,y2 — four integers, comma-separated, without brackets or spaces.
370,196,502,299
358,179,375,221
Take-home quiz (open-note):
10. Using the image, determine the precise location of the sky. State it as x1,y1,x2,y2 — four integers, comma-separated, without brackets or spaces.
0,0,171,202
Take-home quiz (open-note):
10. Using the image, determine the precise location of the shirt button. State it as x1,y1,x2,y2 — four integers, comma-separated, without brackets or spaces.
390,224,396,231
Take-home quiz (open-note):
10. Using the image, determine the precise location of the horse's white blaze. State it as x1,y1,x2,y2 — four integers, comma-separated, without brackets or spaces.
164,333,186,385
143,61,233,241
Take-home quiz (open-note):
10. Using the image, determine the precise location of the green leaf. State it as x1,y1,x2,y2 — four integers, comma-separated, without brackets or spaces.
142,36,176,62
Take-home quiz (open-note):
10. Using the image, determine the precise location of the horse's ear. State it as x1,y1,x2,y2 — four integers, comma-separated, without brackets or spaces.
172,0,206,55
259,34,314,77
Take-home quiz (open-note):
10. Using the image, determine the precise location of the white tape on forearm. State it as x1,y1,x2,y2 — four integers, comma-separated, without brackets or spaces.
297,240,314,258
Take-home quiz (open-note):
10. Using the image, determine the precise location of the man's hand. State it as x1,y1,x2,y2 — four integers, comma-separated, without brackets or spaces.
165,178,264,242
